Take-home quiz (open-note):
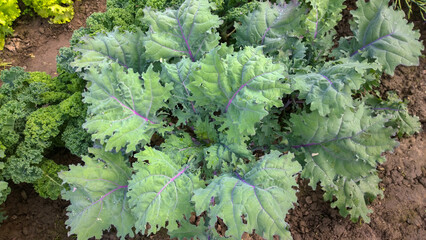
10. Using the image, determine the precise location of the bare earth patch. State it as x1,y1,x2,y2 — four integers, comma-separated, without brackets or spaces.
0,0,424,239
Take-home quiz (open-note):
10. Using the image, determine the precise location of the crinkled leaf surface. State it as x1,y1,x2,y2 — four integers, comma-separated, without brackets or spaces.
302,0,346,58
348,0,423,75
203,140,253,172
0,162,10,205
168,218,208,240
82,63,172,152
304,0,346,39
6,142,44,183
0,143,5,158
250,107,282,147
364,93,421,137
287,105,397,222
194,117,219,144
160,132,204,166
291,59,379,116
234,1,304,54
160,58,198,125
0,180,9,205
72,29,148,74
143,0,222,61
59,148,134,240
127,147,204,234
188,46,289,143
324,173,383,222
192,151,301,240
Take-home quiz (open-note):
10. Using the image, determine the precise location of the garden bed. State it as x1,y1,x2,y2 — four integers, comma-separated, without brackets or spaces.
0,0,424,239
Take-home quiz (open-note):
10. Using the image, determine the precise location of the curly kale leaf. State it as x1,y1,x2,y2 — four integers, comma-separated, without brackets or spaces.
0,67,31,103
108,0,183,11
59,147,135,240
0,0,20,50
193,151,301,240
0,67,89,184
286,105,397,222
86,8,137,33
59,92,86,118
0,164,10,224
24,105,64,148
128,147,204,235
57,71,86,93
222,1,259,22
0,100,28,151
1,68,70,106
57,47,77,73
142,0,222,61
22,0,75,24
4,105,63,183
0,162,10,205
5,141,44,183
28,72,70,104
62,118,91,157
0,180,9,206
33,159,68,200
0,143,5,158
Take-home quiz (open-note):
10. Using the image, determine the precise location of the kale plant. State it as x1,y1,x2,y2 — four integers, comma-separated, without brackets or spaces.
59,0,422,239
0,67,91,200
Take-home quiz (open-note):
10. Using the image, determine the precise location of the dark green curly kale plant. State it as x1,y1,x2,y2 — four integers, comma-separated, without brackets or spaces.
59,0,422,239
0,67,91,200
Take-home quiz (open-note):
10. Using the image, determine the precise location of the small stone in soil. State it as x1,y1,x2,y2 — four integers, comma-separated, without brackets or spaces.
21,190,27,200
22,226,29,236
4,44,16,52
334,225,345,236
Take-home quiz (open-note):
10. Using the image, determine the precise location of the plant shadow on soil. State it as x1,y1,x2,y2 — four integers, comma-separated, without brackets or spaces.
0,0,425,239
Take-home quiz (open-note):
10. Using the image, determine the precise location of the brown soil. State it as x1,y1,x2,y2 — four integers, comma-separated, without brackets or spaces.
0,0,107,76
0,0,425,240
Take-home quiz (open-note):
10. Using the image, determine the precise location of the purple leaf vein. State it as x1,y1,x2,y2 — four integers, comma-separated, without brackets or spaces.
350,31,395,57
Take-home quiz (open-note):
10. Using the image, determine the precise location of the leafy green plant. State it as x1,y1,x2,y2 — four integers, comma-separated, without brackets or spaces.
59,0,422,239
22,0,76,24
0,0,20,50
0,162,10,225
0,67,91,200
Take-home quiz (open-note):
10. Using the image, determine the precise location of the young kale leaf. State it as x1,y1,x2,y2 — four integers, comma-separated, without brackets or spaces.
193,151,300,239
59,148,135,239
285,105,397,222
128,147,204,234
82,64,172,153
335,0,423,75
234,1,304,54
143,0,222,61
188,46,290,143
